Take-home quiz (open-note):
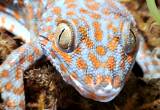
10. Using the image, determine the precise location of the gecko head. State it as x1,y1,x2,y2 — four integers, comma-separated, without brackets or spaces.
40,0,138,102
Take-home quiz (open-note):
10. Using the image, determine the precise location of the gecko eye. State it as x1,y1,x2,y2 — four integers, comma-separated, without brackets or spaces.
124,29,137,54
55,22,74,52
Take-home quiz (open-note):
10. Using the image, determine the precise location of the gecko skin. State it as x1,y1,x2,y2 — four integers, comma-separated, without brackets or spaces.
136,34,160,79
0,0,139,109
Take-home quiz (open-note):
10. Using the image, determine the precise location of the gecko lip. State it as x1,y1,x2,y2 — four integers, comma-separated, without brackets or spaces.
69,74,122,102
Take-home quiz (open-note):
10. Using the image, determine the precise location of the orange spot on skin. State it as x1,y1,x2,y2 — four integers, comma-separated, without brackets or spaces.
103,8,109,15
113,27,118,33
34,47,42,56
93,21,100,28
67,4,77,8
13,86,24,95
26,4,34,20
13,11,21,20
60,64,67,73
77,57,87,70
127,54,133,64
96,46,106,56
86,2,100,10
74,47,81,54
0,5,5,11
52,7,61,15
67,11,76,16
48,34,55,41
16,68,22,80
82,36,94,48
107,23,113,30
114,14,120,19
106,56,116,71
70,72,78,80
79,8,89,14
88,52,100,69
95,28,103,41
46,17,52,22
37,9,42,18
93,22,103,41
119,21,124,32
1,70,9,78
78,26,88,36
6,99,15,107
47,26,52,31
79,26,94,48
96,74,103,85
112,75,121,88
90,13,101,19
103,75,112,84
28,55,34,63
88,92,96,99
72,19,79,25
5,82,13,91
84,74,94,87
52,44,72,63
107,37,119,51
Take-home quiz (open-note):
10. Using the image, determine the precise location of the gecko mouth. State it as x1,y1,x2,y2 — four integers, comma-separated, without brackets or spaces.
69,73,122,102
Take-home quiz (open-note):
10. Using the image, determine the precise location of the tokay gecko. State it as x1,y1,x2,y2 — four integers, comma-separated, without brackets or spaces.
0,0,148,109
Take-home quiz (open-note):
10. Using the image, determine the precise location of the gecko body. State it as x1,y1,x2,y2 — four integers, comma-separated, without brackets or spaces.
0,0,138,109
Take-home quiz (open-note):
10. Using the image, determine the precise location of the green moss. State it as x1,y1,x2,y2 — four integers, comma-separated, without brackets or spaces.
146,0,160,24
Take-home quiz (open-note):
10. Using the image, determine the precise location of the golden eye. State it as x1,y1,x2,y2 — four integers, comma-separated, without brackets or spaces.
55,22,74,52
124,29,137,54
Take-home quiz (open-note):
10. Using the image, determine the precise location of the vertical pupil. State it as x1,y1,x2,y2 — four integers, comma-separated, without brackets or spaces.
58,28,65,45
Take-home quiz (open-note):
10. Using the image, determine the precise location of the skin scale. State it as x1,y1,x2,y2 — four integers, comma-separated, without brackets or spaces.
0,0,139,109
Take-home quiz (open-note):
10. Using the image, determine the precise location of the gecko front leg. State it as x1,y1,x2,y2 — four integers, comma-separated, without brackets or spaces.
136,34,160,79
0,5,43,109
0,40,43,110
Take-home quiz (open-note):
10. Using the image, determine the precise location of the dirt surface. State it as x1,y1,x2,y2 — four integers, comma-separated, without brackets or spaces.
0,0,160,110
